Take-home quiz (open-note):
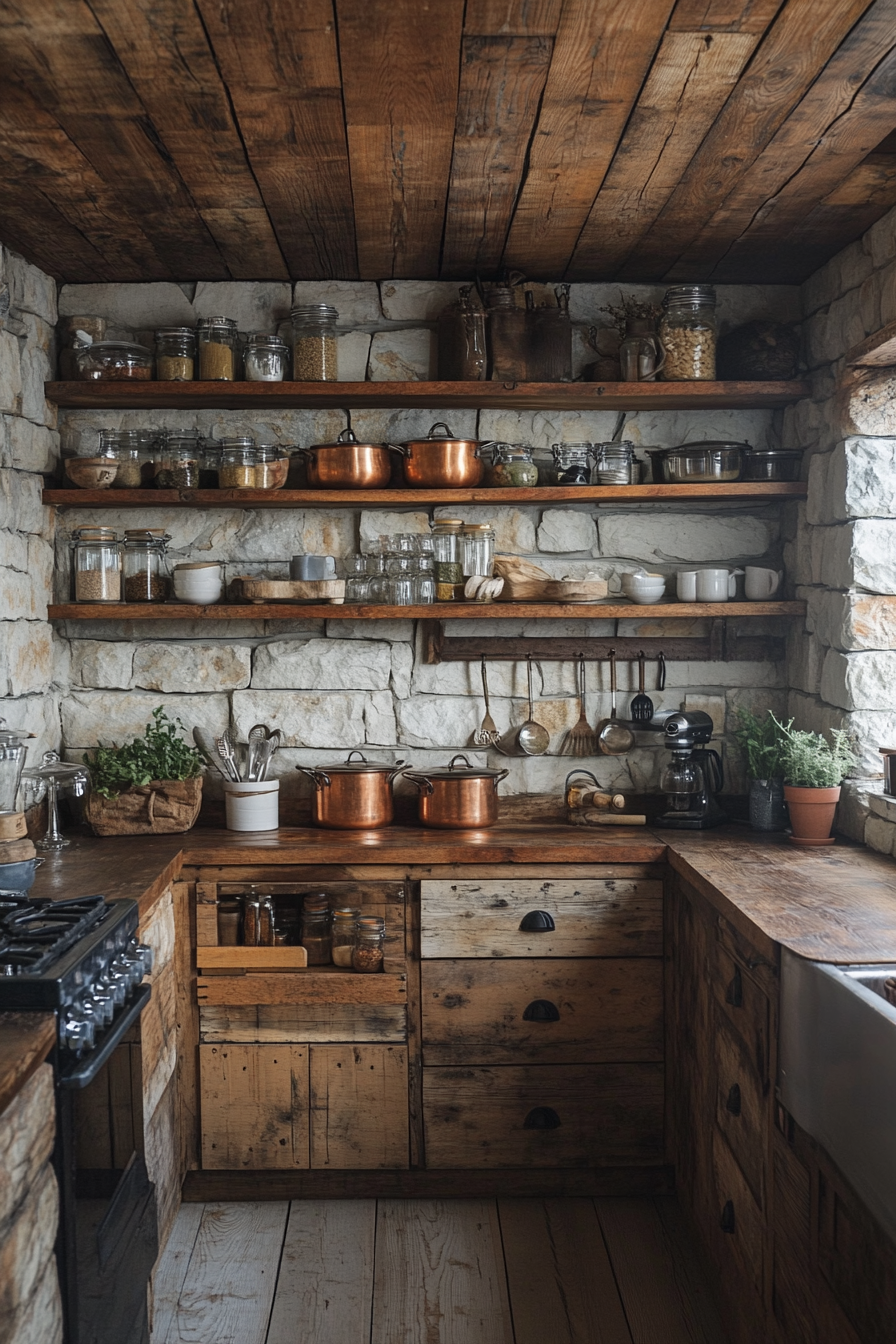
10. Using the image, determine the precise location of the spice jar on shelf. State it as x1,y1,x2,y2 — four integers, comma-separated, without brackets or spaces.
484,444,538,487
461,522,496,578
352,916,385,973
301,894,332,965
548,442,594,486
155,327,196,381
218,438,256,488
659,284,717,381
291,304,339,381
71,527,121,603
430,519,464,602
243,887,275,946
197,316,239,381
331,906,361,968
101,430,151,488
122,529,171,602
244,333,288,382
154,441,200,490
253,445,290,489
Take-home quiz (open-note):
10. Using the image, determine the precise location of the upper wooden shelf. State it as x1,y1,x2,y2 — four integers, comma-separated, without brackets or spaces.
44,378,810,411
43,481,807,509
49,600,805,622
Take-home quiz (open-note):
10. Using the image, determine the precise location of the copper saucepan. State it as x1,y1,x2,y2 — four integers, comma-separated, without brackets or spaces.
301,428,404,489
404,753,509,829
389,422,488,488
297,750,407,829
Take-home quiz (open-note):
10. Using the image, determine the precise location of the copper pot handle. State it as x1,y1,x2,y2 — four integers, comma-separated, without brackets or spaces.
384,442,409,456
427,422,454,439
296,765,330,790
492,769,510,789
403,771,434,796
387,761,408,784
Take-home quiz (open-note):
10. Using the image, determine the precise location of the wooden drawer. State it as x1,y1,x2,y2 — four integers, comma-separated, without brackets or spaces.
710,1126,764,1302
712,941,770,1086
196,969,407,1007
200,1003,407,1044
420,878,662,959
714,1010,768,1208
422,1063,664,1168
421,958,663,1065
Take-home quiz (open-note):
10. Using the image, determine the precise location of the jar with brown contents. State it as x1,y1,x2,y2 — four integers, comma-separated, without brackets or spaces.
122,529,171,603
155,328,196,381
253,445,289,489
197,316,238,381
291,304,339,381
659,284,717,381
301,894,332,965
219,439,256,489
352,916,385,973
153,444,199,490
331,906,360,968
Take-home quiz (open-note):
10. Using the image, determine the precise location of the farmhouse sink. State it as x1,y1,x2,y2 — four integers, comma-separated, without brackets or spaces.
779,949,896,1240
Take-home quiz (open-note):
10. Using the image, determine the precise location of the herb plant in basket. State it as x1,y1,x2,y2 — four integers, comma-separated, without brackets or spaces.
773,718,857,847
84,708,204,836
732,708,791,832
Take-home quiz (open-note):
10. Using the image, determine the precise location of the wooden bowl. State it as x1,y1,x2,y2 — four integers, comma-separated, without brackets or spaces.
66,456,118,489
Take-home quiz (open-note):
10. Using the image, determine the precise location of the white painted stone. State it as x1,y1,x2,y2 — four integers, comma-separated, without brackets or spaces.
133,644,251,694
433,504,537,553
231,689,373,749
817,519,896,593
536,508,597,553
396,694,502,749
4,420,58,473
390,643,413,699
3,248,57,323
840,437,896,519
336,331,371,382
0,623,54,697
61,691,230,749
380,280,462,321
295,510,357,558
596,513,771,563
252,638,392,690
359,510,430,547
0,471,48,535
69,640,135,691
365,689,397,745
193,282,291,333
292,281,381,326
0,692,60,762
58,283,195,328
0,330,22,415
864,814,896,857
367,329,435,381
820,648,896,711
19,315,54,428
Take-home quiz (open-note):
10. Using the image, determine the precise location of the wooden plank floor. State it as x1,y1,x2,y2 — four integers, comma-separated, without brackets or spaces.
150,1196,729,1344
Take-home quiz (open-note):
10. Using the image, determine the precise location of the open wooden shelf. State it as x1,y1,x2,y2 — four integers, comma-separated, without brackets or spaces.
49,600,806,621
44,481,807,509
45,378,810,411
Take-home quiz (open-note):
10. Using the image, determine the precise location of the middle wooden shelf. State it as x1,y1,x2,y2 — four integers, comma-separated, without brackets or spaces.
49,600,805,622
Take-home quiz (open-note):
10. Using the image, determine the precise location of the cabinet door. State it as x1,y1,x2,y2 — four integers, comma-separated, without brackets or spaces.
714,1011,767,1208
199,1043,309,1169
771,1129,816,1344
310,1045,409,1170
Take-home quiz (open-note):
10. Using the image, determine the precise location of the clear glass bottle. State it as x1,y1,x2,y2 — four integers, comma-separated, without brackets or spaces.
461,523,495,577
486,287,529,381
528,287,572,382
244,332,288,382
154,327,196,381
413,557,435,605
291,304,339,381
218,438,256,489
485,444,538,488
437,286,487,380
301,894,332,965
550,443,594,486
431,519,464,601
154,442,199,490
619,318,664,382
659,284,717,381
71,527,121,603
352,916,385,973
122,529,171,602
197,316,239,381
331,906,360,968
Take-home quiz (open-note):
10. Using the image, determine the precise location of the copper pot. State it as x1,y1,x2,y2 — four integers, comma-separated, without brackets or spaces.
404,754,509,829
391,422,486,488
297,751,406,829
301,429,402,489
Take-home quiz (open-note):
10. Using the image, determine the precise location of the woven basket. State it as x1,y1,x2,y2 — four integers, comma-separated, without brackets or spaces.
85,777,203,836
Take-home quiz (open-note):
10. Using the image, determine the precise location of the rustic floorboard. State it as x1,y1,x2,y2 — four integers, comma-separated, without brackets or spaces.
266,1200,376,1344
149,1202,203,1344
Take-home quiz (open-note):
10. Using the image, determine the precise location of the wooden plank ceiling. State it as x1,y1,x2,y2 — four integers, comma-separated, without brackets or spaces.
1,0,895,284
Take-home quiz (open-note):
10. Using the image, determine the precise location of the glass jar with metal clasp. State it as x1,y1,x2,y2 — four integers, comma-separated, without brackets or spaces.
549,442,594,486
122,529,171,603
593,441,640,485
659,284,717,381
197,316,239,381
484,443,539,488
71,527,121,603
244,332,289,382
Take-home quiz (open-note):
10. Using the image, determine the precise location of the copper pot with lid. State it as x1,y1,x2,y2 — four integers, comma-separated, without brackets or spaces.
404,754,509,829
390,422,488,488
300,428,403,489
297,750,407,829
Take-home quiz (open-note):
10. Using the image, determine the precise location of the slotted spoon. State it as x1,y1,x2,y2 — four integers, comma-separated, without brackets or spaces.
561,656,598,756
630,650,654,723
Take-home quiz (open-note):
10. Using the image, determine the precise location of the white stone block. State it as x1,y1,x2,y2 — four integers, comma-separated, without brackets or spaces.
411,655,530,700
683,694,726,733
336,331,371,382
61,691,229,749
786,628,824,696
5,419,58,473
433,504,537,554
0,330,22,414
838,241,874,293
820,648,896,711
252,638,392,690
364,689,397,745
390,643,413,699
295,511,357,559
0,623,54,697
359,510,431,548
396,694,500,749
841,437,896,518
291,281,381,326
330,619,414,642
818,519,896,593
596,512,771,564
868,791,896,824
367,329,435,381
3,248,57,323
0,691,60,760
0,470,48,535
58,283,195,328
193,282,291,333
837,779,875,841
536,508,597,553
865,813,896,856
231,689,373,749
380,280,461,321
133,644,251,694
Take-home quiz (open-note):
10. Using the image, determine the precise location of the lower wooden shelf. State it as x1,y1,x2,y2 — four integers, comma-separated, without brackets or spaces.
49,600,806,621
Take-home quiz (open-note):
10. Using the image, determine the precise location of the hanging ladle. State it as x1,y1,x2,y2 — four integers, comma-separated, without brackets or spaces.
598,649,635,756
516,655,550,756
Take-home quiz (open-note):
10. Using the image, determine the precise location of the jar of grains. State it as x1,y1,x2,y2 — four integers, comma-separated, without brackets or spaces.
219,438,256,488
430,519,464,601
291,304,339,381
154,441,199,490
301,894,332,965
331,906,361,968
196,316,239,381
244,332,288,382
154,327,196,381
485,444,538,487
122,529,171,602
253,445,290,489
659,284,717,381
73,341,153,381
352,916,385,973
101,430,148,488
72,527,121,603
461,523,496,578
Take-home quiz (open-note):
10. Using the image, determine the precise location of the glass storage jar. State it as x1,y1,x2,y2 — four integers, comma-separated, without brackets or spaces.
549,442,593,486
197,316,239,381
199,441,221,489
218,439,256,488
74,341,152,382
437,286,487,380
352,916,385,973
486,287,529,381
253,445,290,489
72,527,121,603
301,894,332,965
154,327,195,381
331,906,360,968
485,444,538,488
659,284,717,381
461,522,495,578
122,529,171,602
291,304,339,381
216,899,241,945
101,430,150,488
593,441,639,485
153,442,199,490
430,519,464,601
244,333,288,382
243,888,275,946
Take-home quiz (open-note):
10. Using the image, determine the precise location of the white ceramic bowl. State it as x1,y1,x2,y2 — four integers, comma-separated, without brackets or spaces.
174,581,223,604
622,572,666,604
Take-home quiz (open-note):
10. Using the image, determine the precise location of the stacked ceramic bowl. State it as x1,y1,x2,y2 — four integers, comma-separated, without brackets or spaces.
621,570,667,605
173,561,223,604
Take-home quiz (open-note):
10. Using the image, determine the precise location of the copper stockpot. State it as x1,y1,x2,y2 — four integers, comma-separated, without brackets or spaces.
297,751,407,829
404,754,509,829
301,428,402,489
390,422,486,488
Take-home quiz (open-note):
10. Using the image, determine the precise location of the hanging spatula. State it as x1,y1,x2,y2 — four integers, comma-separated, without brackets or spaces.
630,650,654,723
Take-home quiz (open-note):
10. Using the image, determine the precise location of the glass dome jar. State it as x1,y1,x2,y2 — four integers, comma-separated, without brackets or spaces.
218,438,256,488
71,527,121,603
461,523,496,578
485,444,538,488
253,445,290,489
431,519,464,601
122,529,171,602
549,442,594,486
196,316,238,381
659,284,717,381
244,332,288,382
73,341,152,382
290,304,338,381
352,916,385,973
154,327,196,381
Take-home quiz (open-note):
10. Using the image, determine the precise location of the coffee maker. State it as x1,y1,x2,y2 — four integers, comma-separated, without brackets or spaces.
654,710,726,829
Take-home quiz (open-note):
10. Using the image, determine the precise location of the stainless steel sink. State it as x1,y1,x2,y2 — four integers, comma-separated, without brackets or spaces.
780,949,896,1241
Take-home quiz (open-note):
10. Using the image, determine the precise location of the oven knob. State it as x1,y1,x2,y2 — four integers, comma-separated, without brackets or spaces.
98,970,128,1007
127,939,154,975
114,952,144,990
61,1011,96,1055
85,991,114,1027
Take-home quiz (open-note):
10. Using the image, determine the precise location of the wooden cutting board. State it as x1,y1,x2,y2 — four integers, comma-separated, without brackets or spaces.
230,576,345,604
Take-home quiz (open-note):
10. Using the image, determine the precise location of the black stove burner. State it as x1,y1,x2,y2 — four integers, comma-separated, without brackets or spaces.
0,895,107,973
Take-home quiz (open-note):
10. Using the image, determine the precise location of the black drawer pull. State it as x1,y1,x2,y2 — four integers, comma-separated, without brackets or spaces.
720,1200,736,1234
726,1084,742,1116
523,1106,561,1130
725,966,743,1008
522,999,560,1023
519,910,555,933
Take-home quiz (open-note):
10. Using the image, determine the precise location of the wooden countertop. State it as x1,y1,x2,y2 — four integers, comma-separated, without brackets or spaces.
0,1012,56,1116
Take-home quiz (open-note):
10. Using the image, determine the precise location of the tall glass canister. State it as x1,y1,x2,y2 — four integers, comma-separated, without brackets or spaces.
659,284,717,381
290,304,339,381
72,527,121,603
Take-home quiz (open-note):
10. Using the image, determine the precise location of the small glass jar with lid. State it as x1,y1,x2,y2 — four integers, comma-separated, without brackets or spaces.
218,438,256,489
301,894,332,965
100,430,149,488
461,523,496,578
71,527,121,603
484,444,538,488
659,284,717,381
244,332,289,382
122,529,171,602
253,445,290,489
243,887,275,946
352,916,385,973
291,304,339,381
73,341,153,381
331,906,360,968
153,440,199,489
549,443,593,486
593,441,639,485
199,441,221,489
197,316,239,381
430,519,464,601
154,327,196,381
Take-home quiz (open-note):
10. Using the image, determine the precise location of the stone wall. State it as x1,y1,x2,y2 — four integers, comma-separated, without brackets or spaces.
0,247,61,758
54,276,802,803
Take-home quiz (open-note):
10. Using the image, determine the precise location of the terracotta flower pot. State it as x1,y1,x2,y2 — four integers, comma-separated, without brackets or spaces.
783,784,840,847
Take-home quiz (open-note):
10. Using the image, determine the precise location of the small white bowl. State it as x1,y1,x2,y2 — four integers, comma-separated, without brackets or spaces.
174,582,223,604
622,572,666,604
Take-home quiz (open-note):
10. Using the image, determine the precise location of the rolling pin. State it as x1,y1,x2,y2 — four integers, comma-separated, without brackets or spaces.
565,785,626,811
567,809,646,827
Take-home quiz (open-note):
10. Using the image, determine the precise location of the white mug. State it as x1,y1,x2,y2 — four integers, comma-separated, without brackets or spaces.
744,565,783,600
695,568,742,602
677,570,697,601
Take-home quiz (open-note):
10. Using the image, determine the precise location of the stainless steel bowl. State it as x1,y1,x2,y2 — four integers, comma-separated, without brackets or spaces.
658,441,745,483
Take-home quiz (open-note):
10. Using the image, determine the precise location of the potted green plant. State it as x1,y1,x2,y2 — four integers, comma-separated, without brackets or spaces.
773,718,857,846
83,708,204,836
732,708,791,831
